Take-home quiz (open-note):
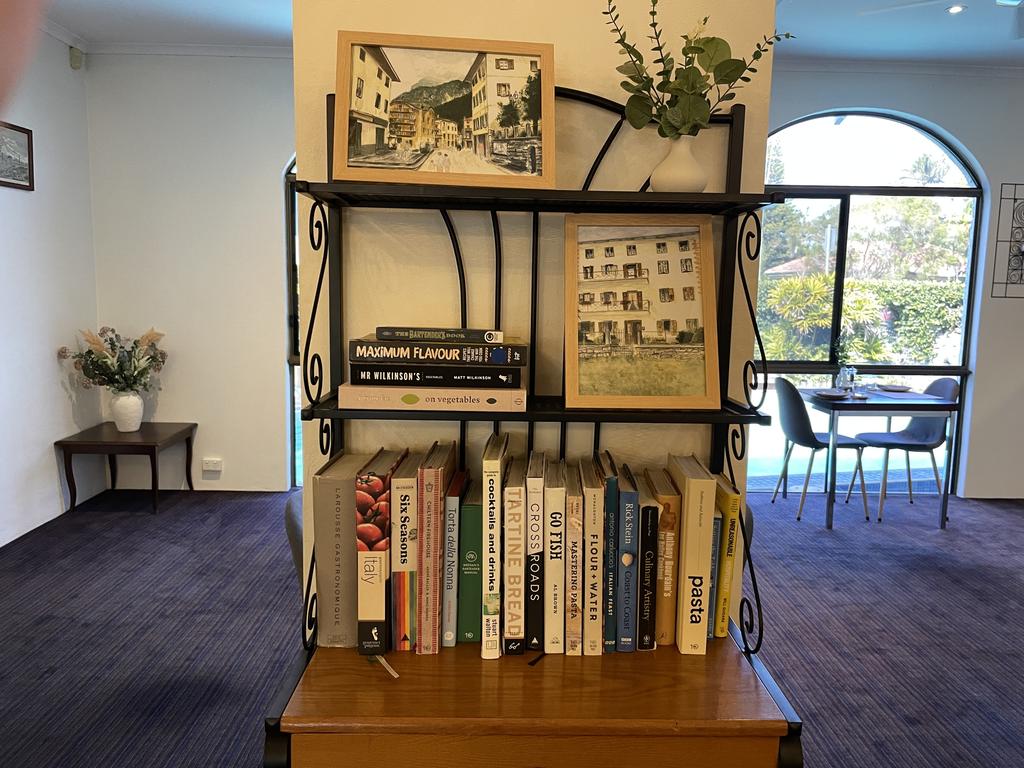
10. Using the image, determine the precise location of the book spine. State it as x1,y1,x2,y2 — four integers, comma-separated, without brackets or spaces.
616,488,638,652
441,489,460,648
457,504,483,643
544,488,565,654
583,486,604,656
313,472,354,647
525,477,545,651
350,363,522,389
677,479,715,655
502,483,526,654
707,516,722,640
565,493,584,656
349,338,527,366
654,493,679,647
376,326,504,343
338,384,526,413
714,495,741,638
637,505,659,651
603,477,619,653
356,472,392,655
481,463,503,659
415,468,443,655
390,474,418,651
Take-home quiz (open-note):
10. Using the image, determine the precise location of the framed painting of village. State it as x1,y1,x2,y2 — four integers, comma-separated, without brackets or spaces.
333,31,555,188
563,214,720,410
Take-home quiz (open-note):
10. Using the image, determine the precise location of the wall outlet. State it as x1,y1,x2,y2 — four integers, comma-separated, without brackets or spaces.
202,458,223,472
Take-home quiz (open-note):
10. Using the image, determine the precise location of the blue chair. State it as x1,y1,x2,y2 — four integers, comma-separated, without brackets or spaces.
772,378,869,522
855,377,959,522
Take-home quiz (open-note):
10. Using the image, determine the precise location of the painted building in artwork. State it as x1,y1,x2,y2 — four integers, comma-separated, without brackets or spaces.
434,118,459,149
388,102,437,151
575,229,704,345
462,117,473,151
348,45,399,156
464,53,540,159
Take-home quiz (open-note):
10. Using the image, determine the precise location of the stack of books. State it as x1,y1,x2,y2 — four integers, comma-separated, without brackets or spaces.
336,326,528,413
312,440,742,658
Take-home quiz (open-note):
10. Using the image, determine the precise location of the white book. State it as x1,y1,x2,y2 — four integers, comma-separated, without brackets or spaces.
481,432,511,660
525,451,546,652
667,454,717,655
579,457,605,656
502,458,527,654
564,463,584,656
544,460,566,654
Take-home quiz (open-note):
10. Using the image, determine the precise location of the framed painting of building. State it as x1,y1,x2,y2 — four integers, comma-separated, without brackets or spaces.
333,31,555,188
0,121,34,191
563,214,720,410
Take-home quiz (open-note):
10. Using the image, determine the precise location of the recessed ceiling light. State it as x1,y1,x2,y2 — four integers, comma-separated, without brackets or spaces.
947,4,967,13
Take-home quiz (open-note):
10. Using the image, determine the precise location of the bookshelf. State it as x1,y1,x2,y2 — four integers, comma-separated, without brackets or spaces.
265,87,802,768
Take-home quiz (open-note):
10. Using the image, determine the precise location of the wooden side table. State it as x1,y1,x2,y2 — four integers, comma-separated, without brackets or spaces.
55,422,197,513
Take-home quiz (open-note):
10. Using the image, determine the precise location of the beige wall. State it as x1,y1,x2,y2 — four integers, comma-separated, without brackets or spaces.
294,1,777,593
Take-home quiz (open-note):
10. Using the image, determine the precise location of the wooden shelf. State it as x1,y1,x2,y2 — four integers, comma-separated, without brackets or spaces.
301,392,770,426
296,180,783,215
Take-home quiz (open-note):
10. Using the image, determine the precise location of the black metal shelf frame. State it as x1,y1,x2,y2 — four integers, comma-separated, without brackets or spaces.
296,87,775,660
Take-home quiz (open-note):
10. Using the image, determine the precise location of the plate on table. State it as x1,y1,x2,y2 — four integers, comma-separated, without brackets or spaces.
814,389,849,400
879,384,911,392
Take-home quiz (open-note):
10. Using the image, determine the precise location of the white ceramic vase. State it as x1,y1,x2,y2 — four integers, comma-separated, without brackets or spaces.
111,391,144,432
649,135,708,193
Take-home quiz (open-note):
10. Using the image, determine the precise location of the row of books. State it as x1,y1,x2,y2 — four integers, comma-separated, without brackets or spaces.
312,436,742,658
336,327,528,413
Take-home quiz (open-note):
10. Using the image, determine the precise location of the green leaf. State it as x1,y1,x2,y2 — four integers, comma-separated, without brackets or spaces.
713,58,747,85
665,105,684,129
620,80,644,95
675,92,711,133
681,44,704,56
695,36,731,71
625,93,653,129
672,65,709,94
616,61,646,80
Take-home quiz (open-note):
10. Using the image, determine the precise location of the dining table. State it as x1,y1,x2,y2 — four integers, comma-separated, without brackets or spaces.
797,387,959,530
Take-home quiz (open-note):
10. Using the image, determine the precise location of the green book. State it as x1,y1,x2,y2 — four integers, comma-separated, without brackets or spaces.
457,482,483,643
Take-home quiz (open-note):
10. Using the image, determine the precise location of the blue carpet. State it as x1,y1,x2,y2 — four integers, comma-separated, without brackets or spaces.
0,490,298,768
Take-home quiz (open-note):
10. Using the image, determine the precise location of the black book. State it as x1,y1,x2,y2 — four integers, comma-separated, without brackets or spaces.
349,362,522,389
349,335,527,367
635,472,661,651
376,326,503,343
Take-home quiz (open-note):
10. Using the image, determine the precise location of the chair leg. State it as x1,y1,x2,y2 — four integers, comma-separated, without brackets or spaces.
878,449,890,522
857,449,869,521
772,443,795,504
929,451,942,494
905,451,914,504
844,450,857,503
797,450,816,522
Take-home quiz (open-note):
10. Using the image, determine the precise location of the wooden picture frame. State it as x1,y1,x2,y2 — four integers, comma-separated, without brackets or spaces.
564,214,720,410
334,31,555,189
0,121,34,191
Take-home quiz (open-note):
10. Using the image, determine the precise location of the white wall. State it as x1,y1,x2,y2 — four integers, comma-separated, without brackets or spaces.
772,59,1024,498
86,53,295,492
0,33,105,546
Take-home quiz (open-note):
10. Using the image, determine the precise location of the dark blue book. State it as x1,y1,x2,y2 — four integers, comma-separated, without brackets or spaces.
635,472,660,651
596,451,619,653
707,510,722,640
616,465,640,653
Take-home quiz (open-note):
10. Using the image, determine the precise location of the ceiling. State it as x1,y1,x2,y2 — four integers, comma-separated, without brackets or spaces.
776,0,1024,66
42,0,1024,65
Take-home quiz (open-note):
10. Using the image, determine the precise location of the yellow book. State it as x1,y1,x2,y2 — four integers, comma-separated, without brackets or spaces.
644,466,681,647
713,476,742,638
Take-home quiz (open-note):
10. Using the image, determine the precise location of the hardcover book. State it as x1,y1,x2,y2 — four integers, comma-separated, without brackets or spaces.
356,448,409,655
337,383,526,412
415,441,456,655
635,472,661,651
706,509,722,641
525,451,546,652
544,460,567,654
596,451,619,653
616,465,640,653
390,450,427,651
713,476,742,638
349,362,522,389
457,482,482,643
481,432,511,659
349,334,527,366
375,326,504,343
502,457,527,655
667,454,717,656
644,466,681,647
564,463,585,656
442,470,469,648
312,452,373,648
579,457,605,656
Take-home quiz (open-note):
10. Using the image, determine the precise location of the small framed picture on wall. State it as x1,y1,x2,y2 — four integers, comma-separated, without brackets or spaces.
563,214,720,410
0,121,34,191
333,31,555,188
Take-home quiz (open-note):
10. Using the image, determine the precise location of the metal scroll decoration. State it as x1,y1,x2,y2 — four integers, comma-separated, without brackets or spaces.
737,211,769,411
725,426,764,656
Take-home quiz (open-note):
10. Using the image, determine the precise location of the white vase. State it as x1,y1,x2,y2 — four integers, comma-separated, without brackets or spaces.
650,135,708,193
111,391,144,432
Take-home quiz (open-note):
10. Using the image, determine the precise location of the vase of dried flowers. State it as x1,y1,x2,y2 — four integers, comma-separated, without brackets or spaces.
58,327,167,432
